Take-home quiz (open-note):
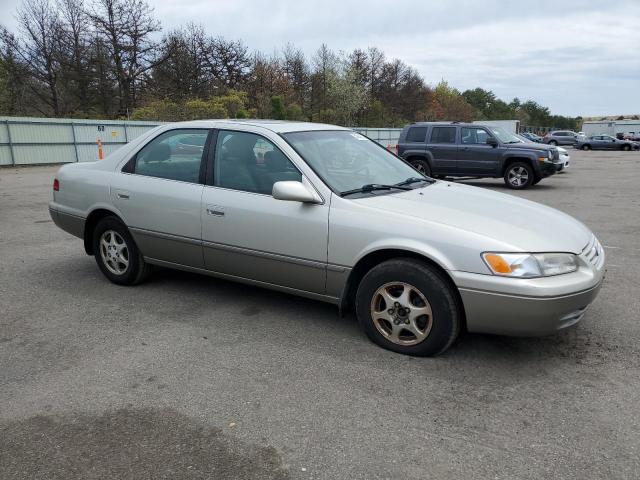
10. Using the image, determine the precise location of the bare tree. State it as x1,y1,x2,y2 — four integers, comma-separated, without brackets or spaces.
57,0,91,112
6,0,64,115
88,0,161,116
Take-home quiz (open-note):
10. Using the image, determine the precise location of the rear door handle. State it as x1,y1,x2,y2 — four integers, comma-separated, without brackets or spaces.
116,190,130,199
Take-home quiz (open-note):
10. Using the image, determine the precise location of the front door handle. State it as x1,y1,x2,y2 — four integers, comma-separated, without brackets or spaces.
206,205,225,217
116,190,130,199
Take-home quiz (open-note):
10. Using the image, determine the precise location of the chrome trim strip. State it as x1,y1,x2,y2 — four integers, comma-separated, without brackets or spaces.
129,227,331,270
129,227,202,246
144,257,340,305
202,240,326,270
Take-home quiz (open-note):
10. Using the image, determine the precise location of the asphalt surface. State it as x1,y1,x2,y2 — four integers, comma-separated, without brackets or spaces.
1,150,639,479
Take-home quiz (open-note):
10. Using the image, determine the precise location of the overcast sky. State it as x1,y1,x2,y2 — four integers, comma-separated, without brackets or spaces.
1,0,639,117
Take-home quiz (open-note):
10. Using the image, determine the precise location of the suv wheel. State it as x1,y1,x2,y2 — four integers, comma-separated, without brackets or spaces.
409,159,431,177
582,144,591,151
93,216,151,285
548,140,558,146
504,162,534,189
355,258,461,356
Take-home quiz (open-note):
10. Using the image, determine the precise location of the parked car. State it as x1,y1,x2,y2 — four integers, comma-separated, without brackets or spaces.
50,120,605,357
396,122,561,189
576,135,639,151
520,132,543,143
557,146,570,171
544,130,579,146
517,134,569,172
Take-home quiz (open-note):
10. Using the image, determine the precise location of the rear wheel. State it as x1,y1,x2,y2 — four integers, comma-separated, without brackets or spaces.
582,144,591,151
92,216,151,285
355,259,461,356
409,159,431,177
504,162,534,189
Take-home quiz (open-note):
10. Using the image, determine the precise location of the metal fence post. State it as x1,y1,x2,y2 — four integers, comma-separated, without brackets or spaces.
6,120,16,166
70,121,79,162
123,122,129,142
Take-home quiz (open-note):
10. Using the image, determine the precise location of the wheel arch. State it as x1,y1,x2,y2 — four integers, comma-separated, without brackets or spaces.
500,156,535,176
83,207,126,255
339,248,467,331
404,152,433,168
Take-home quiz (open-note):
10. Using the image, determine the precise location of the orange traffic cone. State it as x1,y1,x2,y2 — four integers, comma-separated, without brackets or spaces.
97,139,104,160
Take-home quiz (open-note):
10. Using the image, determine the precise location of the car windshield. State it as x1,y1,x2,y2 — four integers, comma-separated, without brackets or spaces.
488,127,521,144
282,130,428,194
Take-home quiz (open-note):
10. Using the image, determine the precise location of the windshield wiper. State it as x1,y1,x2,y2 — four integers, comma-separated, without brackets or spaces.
340,184,412,197
394,176,434,187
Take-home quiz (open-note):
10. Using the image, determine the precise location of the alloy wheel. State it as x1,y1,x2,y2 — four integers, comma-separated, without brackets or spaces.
507,166,529,187
370,282,433,346
99,230,129,275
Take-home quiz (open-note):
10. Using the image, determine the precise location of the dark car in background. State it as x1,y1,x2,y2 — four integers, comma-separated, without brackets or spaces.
520,132,543,143
576,135,639,151
544,130,579,146
396,122,561,189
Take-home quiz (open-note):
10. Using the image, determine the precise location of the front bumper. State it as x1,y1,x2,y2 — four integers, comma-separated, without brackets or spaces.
451,240,605,336
539,160,558,178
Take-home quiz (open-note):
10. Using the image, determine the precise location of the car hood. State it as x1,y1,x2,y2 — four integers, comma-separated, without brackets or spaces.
506,142,555,152
355,182,592,253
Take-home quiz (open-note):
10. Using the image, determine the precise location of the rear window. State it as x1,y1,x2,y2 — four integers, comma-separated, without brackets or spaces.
430,127,456,144
405,127,427,142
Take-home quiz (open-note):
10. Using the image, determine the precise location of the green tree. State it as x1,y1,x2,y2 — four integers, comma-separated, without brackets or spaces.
270,95,286,119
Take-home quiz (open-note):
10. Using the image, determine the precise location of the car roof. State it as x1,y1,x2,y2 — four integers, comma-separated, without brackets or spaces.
156,119,349,134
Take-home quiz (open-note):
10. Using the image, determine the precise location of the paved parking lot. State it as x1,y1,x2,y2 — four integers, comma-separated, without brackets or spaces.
1,150,639,479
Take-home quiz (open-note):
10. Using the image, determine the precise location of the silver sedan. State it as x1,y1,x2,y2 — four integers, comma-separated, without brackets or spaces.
50,120,605,356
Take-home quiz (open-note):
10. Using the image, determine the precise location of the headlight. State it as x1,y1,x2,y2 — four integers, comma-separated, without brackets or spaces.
482,252,578,278
548,150,554,159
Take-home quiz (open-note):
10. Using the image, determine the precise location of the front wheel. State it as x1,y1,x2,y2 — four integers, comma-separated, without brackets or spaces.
409,159,431,177
93,216,151,285
548,140,558,146
582,144,591,151
355,259,461,356
504,162,534,189
622,144,631,151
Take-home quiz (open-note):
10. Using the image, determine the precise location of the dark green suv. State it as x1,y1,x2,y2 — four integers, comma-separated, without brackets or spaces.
397,122,561,189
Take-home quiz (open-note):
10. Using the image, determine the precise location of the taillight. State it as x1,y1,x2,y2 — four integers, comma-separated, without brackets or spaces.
53,178,59,191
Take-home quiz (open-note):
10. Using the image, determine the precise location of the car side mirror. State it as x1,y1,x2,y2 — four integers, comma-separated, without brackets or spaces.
272,181,320,203
486,137,498,147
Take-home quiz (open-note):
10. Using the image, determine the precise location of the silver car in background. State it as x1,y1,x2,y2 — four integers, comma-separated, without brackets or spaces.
50,120,605,356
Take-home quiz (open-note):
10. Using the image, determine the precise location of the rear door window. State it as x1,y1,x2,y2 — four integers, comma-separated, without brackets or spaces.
406,127,428,142
128,129,209,183
430,127,457,144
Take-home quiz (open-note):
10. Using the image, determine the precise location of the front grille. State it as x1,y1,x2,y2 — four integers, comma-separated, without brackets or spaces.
558,306,588,329
581,236,603,267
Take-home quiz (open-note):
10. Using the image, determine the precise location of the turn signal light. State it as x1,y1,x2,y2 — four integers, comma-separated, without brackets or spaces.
53,178,59,191
483,253,512,274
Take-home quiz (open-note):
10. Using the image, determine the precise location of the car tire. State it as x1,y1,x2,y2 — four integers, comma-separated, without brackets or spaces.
582,144,591,151
409,159,431,177
92,216,152,286
549,140,558,146
622,144,631,151
355,258,461,357
504,162,534,189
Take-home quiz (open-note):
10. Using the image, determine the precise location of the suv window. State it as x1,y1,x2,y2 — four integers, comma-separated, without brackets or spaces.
406,126,427,142
130,129,208,183
213,130,301,195
461,127,490,144
430,126,456,144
